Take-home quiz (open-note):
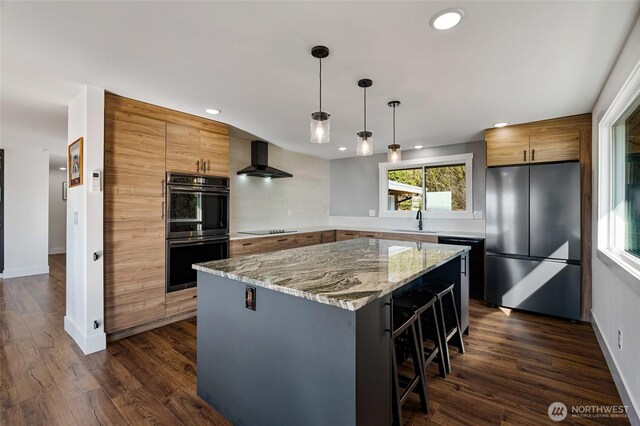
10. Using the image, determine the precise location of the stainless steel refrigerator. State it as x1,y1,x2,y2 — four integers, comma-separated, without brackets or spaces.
486,162,581,320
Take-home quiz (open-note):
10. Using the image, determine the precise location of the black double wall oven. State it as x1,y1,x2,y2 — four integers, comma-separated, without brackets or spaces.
165,173,229,293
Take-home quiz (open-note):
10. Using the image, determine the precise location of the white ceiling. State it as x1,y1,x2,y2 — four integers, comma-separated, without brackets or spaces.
2,1,638,159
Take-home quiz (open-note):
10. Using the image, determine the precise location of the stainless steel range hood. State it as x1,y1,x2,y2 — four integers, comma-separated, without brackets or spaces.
237,140,292,178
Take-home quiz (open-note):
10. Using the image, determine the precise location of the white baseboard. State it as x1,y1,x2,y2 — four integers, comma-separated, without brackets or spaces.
64,316,106,355
0,265,49,279
49,247,66,255
591,311,639,426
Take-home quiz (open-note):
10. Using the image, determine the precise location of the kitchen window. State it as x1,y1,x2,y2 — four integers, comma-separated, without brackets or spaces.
597,61,640,287
379,153,473,218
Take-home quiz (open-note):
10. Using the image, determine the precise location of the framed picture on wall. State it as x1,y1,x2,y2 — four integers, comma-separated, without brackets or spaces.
68,137,83,187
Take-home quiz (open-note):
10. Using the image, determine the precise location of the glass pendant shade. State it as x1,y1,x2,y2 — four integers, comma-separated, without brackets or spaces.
357,131,373,156
388,144,401,162
310,111,330,144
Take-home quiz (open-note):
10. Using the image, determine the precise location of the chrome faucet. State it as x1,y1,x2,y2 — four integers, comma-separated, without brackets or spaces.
416,210,423,231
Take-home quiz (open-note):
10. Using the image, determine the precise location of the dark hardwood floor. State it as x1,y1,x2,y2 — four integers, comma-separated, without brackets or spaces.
0,255,627,425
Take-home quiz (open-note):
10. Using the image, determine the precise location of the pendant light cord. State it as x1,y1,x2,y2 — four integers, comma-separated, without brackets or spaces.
392,103,396,144
363,87,367,134
319,57,322,113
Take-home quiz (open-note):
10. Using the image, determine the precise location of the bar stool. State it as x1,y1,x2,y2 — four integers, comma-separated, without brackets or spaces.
390,308,428,425
393,292,447,378
418,280,465,374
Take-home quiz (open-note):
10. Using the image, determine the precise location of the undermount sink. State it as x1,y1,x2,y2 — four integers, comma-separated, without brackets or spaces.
391,229,439,234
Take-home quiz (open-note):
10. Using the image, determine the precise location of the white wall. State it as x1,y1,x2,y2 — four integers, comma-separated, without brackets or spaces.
229,134,330,232
592,16,640,424
64,85,106,355
48,168,66,254
0,148,49,278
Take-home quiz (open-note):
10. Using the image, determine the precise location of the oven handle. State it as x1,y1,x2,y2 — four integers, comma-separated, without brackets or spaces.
168,237,229,247
167,185,229,194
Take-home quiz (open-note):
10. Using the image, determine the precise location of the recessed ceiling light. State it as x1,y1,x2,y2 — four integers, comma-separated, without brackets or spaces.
59,167,67,171
413,145,424,149
338,147,348,151
205,108,221,115
494,122,508,128
431,9,464,30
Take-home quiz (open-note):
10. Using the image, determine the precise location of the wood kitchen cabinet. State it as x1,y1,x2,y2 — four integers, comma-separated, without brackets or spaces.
104,93,230,339
486,130,530,166
336,230,360,241
104,96,167,334
320,231,336,243
485,114,588,167
166,123,229,176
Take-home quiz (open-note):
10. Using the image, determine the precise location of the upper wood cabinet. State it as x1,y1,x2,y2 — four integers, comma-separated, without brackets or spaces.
485,114,589,167
529,129,580,163
166,124,229,176
486,131,530,167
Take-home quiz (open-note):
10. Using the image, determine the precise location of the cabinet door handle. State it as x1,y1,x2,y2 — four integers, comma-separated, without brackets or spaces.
203,160,207,173
242,243,253,246
461,256,467,276
161,201,165,219
196,160,200,173
306,235,314,239
531,149,535,161
523,150,527,162
277,238,288,242
161,179,165,197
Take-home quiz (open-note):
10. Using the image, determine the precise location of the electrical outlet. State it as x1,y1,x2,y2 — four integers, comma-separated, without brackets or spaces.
369,210,376,217
473,210,483,219
246,286,256,311
74,212,79,225
618,329,622,350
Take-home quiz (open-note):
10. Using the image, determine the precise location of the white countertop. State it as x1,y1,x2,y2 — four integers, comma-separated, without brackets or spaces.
230,226,485,241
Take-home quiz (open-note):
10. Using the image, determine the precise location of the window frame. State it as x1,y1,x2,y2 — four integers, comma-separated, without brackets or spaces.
378,153,473,219
597,57,640,288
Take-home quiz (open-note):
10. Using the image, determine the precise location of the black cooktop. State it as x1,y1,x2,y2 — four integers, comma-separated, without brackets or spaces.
238,230,298,236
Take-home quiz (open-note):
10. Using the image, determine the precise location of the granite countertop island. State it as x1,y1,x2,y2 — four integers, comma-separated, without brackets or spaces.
194,238,470,311
195,238,470,426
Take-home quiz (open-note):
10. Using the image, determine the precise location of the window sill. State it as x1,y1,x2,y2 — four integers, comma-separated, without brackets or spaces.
597,248,640,295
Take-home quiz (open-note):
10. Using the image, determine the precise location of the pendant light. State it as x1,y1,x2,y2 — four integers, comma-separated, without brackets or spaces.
387,100,401,163
356,79,373,156
310,46,330,144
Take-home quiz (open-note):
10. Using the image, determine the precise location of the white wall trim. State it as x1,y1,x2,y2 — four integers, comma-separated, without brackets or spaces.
49,247,66,255
64,315,106,355
0,265,49,279
591,312,639,425
596,54,640,294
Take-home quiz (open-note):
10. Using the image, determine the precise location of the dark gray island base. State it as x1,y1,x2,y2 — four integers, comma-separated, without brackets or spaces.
195,239,469,426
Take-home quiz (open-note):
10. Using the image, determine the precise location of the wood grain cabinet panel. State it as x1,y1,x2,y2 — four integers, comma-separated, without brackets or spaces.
263,236,297,251
486,130,530,166
529,129,580,163
230,238,265,257
166,124,230,176
166,123,201,174
320,231,336,243
295,233,322,246
336,230,360,241
104,94,167,334
165,288,197,317
360,231,382,239
200,130,229,176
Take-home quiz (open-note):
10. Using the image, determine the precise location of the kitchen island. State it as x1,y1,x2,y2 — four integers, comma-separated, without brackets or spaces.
194,238,470,426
